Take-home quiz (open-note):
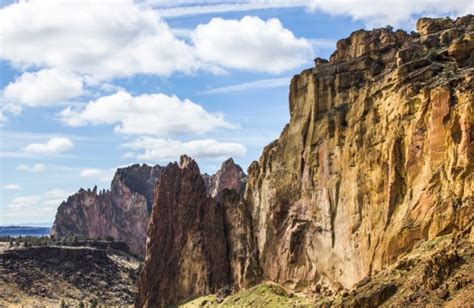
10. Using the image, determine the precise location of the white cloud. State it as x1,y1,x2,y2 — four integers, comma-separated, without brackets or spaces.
59,91,234,136
123,137,246,161
123,152,136,159
7,189,69,210
153,1,305,18
307,0,473,28
4,189,70,224
148,0,473,28
16,163,47,172
0,0,197,80
3,69,84,107
24,137,74,155
0,0,316,91
2,184,22,190
193,16,313,73
80,168,114,182
203,77,291,94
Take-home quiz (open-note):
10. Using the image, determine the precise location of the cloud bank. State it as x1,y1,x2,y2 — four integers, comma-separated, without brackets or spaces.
59,91,234,136
123,137,246,161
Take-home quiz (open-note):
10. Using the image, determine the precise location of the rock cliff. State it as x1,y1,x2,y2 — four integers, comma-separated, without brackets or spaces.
206,158,247,201
246,15,473,291
138,15,473,306
137,156,238,306
137,157,251,306
51,164,163,256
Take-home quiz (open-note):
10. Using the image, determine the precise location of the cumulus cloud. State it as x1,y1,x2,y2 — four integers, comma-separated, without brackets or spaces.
16,163,47,172
0,0,197,80
193,16,313,73
123,137,246,161
59,91,234,136
3,69,84,107
2,184,22,190
0,1,312,80
307,0,473,28
23,137,74,155
80,168,114,182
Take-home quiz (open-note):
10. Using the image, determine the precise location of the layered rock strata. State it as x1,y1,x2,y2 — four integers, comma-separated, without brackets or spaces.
51,164,163,256
246,15,473,291
138,15,473,306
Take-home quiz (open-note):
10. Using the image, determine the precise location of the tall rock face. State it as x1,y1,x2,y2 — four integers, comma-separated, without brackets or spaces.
138,157,257,306
51,164,163,256
137,16,472,306
137,156,232,307
220,189,261,291
245,15,473,291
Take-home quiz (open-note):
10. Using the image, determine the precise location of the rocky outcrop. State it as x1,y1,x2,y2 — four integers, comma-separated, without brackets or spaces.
137,156,231,306
207,158,247,201
51,164,163,256
137,157,254,306
245,15,473,292
138,15,473,306
0,245,140,305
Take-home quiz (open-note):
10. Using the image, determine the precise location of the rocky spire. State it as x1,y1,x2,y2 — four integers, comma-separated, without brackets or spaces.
137,156,231,307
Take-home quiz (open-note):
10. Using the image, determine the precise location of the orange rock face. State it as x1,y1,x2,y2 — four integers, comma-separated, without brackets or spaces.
137,15,473,306
245,15,473,292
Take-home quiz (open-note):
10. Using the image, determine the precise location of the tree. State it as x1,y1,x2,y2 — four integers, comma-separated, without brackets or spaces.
89,298,98,308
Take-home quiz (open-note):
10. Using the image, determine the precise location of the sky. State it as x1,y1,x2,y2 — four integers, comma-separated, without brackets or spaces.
0,0,472,225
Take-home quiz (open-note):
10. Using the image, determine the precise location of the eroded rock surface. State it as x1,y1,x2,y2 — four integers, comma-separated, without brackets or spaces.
137,156,232,307
0,245,140,306
207,158,247,201
51,164,163,256
245,15,473,292
138,15,473,306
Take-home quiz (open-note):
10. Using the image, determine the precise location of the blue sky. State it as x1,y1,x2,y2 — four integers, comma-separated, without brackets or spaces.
0,0,472,225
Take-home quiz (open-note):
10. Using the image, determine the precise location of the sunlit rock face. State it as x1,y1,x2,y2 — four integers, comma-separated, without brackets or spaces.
138,15,473,306
50,164,163,256
245,15,473,291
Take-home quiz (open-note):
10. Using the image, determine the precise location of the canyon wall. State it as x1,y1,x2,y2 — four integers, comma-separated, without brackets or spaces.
245,15,473,291
138,15,473,306
50,164,163,256
137,156,251,306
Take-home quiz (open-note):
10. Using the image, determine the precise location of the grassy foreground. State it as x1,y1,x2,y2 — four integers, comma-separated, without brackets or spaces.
180,282,313,307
